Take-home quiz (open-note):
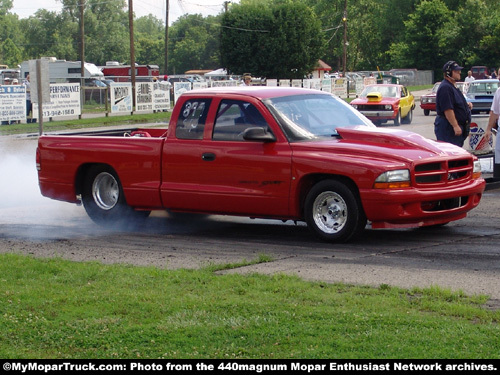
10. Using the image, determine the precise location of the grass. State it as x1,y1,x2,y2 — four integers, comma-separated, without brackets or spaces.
0,253,498,359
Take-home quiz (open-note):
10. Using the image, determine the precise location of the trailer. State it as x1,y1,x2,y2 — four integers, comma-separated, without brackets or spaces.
19,57,104,84
100,61,160,82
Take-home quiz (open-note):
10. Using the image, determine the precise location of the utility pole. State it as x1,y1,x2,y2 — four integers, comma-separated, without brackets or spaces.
342,0,347,78
79,0,85,119
129,0,136,111
164,0,169,75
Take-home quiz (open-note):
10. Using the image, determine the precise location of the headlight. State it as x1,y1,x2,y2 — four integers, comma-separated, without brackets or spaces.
422,98,428,103
473,160,482,179
385,104,393,110
374,169,410,189
351,104,358,109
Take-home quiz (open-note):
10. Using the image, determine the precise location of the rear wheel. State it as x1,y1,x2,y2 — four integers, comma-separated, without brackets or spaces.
402,108,413,124
305,180,367,243
82,165,149,225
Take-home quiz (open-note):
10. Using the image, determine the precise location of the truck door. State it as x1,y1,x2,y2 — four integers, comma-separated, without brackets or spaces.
161,98,293,217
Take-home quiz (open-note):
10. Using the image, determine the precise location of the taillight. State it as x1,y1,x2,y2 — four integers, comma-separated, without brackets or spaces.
36,147,41,171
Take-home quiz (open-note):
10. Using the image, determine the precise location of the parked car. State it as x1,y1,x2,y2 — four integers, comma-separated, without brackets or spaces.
350,84,415,125
420,81,441,116
466,79,499,114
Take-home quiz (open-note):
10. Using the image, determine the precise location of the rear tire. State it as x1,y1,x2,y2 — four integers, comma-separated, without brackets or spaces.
402,108,413,124
305,180,367,243
82,165,149,226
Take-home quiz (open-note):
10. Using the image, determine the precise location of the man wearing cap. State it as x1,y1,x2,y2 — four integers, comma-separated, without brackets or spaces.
434,60,472,147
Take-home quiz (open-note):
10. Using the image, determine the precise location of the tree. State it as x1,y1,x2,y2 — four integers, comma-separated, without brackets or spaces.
387,0,451,73
220,1,324,78
167,14,221,74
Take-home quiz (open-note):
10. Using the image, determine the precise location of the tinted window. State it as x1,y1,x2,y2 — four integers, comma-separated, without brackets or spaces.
175,99,211,140
213,100,270,141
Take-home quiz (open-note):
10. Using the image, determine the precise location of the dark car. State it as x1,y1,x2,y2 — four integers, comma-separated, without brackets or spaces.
420,82,441,116
466,79,499,114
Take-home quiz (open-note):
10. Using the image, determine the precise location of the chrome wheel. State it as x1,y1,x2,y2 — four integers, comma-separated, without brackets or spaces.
312,191,348,234
92,172,119,210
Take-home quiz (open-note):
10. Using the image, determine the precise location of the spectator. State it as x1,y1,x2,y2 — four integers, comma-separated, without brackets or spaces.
464,70,475,83
434,61,472,147
23,74,36,123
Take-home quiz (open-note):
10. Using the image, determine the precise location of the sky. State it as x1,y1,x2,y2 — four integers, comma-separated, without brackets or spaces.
11,0,236,24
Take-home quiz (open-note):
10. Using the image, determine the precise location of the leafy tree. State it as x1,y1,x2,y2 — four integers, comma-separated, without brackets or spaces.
387,0,451,73
0,37,22,67
167,14,221,74
220,0,324,78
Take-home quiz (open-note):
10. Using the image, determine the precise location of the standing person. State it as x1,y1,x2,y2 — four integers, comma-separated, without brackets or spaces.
464,70,475,82
241,74,252,86
23,74,36,123
484,88,500,177
434,61,472,147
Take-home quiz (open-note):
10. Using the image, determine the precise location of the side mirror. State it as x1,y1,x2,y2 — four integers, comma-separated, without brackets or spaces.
242,127,276,142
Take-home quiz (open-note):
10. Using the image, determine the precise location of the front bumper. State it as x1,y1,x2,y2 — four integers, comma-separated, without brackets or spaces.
360,178,486,228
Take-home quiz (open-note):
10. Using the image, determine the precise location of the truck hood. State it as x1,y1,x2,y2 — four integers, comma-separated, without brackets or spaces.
294,126,469,163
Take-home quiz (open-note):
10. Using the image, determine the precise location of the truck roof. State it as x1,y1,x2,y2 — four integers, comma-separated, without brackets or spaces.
186,86,330,100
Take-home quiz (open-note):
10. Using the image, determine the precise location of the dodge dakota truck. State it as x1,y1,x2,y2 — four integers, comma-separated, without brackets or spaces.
36,87,486,242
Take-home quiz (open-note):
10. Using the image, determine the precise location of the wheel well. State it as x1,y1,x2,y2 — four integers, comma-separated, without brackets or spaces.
75,163,116,196
297,174,363,218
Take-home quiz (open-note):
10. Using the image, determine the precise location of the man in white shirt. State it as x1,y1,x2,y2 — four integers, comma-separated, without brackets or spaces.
485,88,500,177
464,70,475,83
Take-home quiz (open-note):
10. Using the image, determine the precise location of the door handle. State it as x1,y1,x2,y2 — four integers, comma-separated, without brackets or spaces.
202,153,216,161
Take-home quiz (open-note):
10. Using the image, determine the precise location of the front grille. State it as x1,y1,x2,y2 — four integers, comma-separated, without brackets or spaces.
414,158,472,186
357,104,387,111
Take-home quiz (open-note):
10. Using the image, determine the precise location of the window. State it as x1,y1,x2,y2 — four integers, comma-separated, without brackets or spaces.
175,99,211,140
213,100,269,141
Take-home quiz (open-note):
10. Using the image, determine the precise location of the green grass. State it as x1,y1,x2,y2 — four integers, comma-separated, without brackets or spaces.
0,253,498,359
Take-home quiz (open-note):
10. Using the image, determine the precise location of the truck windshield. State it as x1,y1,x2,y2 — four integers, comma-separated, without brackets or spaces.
264,93,374,142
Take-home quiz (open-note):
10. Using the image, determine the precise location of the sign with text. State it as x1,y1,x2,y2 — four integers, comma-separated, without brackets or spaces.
0,85,26,122
33,83,81,119
135,82,171,112
110,82,133,113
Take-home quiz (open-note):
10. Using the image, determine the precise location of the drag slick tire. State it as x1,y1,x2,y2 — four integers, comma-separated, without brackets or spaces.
305,179,367,243
82,165,149,226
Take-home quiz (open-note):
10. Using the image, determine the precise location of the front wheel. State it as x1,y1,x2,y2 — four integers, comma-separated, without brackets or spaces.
394,110,401,126
82,165,149,226
304,180,367,242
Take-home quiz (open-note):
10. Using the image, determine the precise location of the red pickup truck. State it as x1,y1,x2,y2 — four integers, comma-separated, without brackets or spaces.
36,87,486,242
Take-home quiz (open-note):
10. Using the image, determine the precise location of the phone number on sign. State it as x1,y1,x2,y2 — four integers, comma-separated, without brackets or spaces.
42,109,76,117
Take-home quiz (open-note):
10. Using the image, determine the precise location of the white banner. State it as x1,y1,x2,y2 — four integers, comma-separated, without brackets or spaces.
153,82,171,111
173,82,192,104
321,78,332,93
332,78,348,98
110,82,133,113
0,85,26,122
33,83,81,119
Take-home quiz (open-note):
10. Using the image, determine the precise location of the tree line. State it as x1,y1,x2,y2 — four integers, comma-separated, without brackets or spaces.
1,0,499,80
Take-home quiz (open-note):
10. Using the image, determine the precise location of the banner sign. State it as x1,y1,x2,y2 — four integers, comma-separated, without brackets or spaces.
110,82,133,113
333,78,348,98
153,82,171,111
33,83,81,119
0,85,26,122
173,82,192,103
